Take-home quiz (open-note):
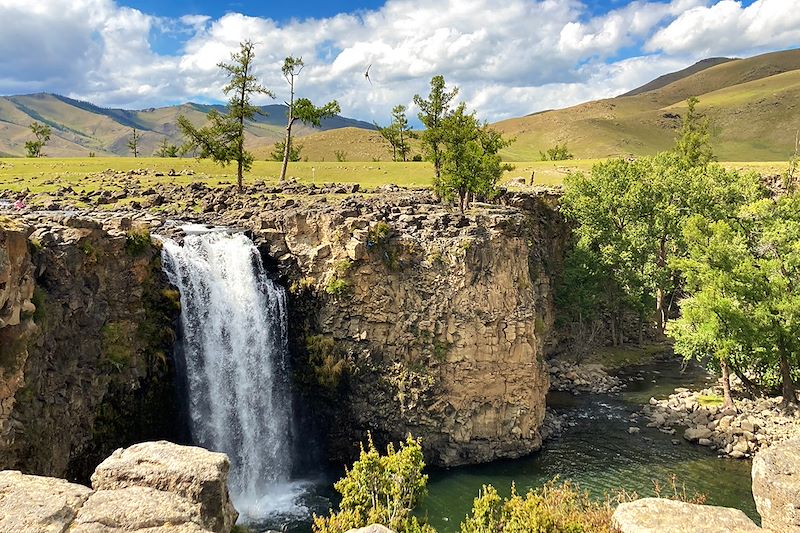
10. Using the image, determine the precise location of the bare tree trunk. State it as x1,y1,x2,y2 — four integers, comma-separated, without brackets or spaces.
780,351,797,405
720,358,736,410
280,74,295,182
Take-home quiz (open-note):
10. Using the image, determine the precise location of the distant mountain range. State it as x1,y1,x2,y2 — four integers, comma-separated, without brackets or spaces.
2,48,800,161
0,93,375,157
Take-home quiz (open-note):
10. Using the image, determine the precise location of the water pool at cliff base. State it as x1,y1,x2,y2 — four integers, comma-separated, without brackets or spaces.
249,357,755,533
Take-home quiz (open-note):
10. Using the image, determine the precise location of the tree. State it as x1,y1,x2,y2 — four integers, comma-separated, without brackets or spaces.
377,105,414,162
414,75,459,183
270,140,302,162
154,138,179,157
128,128,142,158
313,434,434,533
437,103,512,212
278,56,340,181
670,191,800,406
178,40,274,190
540,143,574,161
25,122,51,158
675,96,714,168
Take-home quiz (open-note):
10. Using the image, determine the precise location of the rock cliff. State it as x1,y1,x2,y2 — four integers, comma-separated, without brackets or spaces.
1,185,567,471
244,190,567,466
0,215,182,480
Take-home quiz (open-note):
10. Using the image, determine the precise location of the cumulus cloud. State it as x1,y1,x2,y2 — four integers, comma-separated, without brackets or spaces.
0,0,796,122
646,0,800,57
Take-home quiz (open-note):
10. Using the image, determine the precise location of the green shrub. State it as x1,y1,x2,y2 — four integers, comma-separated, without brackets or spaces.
125,226,152,256
313,434,435,533
325,277,352,297
306,335,350,389
461,480,617,533
101,321,137,371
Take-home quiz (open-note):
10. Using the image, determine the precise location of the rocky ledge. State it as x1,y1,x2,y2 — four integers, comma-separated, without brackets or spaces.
641,387,800,459
0,441,237,533
614,438,800,532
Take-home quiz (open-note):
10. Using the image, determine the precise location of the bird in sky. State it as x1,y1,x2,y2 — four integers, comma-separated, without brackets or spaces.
365,63,373,85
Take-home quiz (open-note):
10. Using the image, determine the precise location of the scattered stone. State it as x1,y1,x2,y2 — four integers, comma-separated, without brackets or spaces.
612,498,761,532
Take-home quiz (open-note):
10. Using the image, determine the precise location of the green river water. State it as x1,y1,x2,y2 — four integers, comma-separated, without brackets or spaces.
256,357,756,532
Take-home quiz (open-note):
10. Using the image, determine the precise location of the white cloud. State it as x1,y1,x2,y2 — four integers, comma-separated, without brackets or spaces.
646,0,800,57
0,0,796,123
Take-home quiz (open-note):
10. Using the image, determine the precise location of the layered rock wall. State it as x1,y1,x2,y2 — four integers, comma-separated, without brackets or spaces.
0,215,181,479
251,192,567,465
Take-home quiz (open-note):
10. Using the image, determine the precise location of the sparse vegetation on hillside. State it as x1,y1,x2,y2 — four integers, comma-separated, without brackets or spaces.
540,144,574,161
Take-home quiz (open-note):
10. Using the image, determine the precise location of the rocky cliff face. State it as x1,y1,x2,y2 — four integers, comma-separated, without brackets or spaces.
0,185,567,472
246,190,567,466
0,214,182,480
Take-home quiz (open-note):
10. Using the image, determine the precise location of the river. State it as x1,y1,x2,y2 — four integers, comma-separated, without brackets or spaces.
251,357,755,532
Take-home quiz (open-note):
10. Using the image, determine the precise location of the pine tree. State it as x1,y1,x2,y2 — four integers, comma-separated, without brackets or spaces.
178,40,274,190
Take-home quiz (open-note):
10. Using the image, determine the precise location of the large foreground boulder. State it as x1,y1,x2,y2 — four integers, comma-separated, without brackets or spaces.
752,437,800,532
613,498,761,532
71,486,208,533
0,470,91,533
91,441,237,533
0,441,238,533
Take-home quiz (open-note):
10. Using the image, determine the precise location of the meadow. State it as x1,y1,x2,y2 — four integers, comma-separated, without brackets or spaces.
0,157,789,194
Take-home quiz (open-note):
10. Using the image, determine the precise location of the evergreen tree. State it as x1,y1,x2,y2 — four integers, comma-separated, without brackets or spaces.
154,137,179,157
128,128,142,158
178,40,274,190
414,75,459,183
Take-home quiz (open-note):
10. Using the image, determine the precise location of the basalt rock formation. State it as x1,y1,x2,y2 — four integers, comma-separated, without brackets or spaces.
0,215,182,480
1,185,568,471
242,190,568,466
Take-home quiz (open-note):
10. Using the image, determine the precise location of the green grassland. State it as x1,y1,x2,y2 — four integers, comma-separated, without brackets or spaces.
0,157,788,194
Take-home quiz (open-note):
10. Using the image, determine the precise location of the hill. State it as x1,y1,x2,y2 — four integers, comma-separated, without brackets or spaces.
260,127,425,162
0,93,375,157
494,48,800,161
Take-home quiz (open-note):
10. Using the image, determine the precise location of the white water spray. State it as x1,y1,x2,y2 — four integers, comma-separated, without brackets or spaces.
161,230,303,520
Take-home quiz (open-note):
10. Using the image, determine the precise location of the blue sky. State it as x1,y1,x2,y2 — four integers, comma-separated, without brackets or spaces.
0,0,797,123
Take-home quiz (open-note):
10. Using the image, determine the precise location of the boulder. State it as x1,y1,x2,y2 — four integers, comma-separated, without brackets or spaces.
0,471,92,533
91,441,237,533
612,498,761,532
683,427,713,442
345,526,396,533
70,486,209,532
752,438,800,532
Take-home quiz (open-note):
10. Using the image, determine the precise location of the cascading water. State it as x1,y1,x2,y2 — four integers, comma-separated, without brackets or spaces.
161,230,305,522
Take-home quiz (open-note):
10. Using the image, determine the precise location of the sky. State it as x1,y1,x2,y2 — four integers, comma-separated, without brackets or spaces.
0,0,798,124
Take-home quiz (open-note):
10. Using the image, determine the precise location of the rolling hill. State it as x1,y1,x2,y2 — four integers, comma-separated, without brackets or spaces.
493,48,800,161
0,93,375,157
2,48,800,161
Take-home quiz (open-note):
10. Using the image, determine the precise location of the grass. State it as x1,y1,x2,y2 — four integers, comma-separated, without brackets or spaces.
0,157,789,196
697,394,725,407
582,344,671,370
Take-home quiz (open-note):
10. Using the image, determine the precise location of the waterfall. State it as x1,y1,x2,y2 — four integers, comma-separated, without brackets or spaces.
161,230,299,520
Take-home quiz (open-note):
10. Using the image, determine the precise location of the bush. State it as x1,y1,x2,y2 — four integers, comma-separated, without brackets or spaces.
313,434,435,533
125,226,152,257
325,277,352,296
539,144,574,161
461,480,617,533
306,335,350,389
